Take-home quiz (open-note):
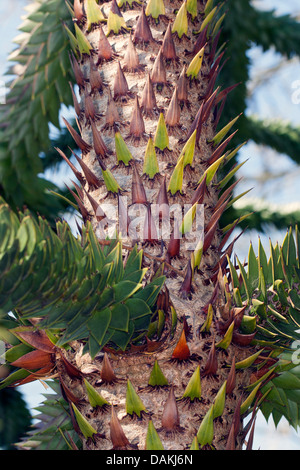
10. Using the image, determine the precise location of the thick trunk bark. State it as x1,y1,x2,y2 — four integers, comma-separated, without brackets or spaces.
59,0,258,450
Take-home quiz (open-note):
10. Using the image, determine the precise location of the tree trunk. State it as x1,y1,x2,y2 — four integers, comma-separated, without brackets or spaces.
60,0,258,450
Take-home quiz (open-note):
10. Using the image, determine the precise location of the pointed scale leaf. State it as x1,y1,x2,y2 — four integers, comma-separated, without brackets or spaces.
213,381,227,419
197,405,214,447
145,0,165,19
133,7,154,43
161,386,180,431
215,321,234,349
200,304,213,333
187,0,197,19
211,114,242,147
145,420,164,450
182,365,201,401
168,156,184,195
240,383,261,416
85,0,106,30
154,113,170,151
71,403,97,439
115,132,133,166
172,1,188,38
181,129,197,168
198,152,227,186
194,237,203,269
110,406,130,449
171,328,190,360
84,378,109,408
199,5,217,32
148,360,169,387
143,137,159,178
186,46,206,79
63,23,78,53
126,379,147,417
107,0,129,35
179,202,198,236
101,352,117,383
204,0,214,16
74,24,93,55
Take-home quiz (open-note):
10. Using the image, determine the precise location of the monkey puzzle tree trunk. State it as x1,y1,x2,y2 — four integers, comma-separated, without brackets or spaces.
58,0,258,450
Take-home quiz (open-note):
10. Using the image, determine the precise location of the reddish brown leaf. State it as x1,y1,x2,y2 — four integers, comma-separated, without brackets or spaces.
203,339,218,376
62,117,91,154
141,74,157,115
110,406,130,449
161,23,177,60
55,147,85,185
226,356,236,395
132,163,147,205
133,7,154,44
114,62,130,99
101,353,117,383
11,350,53,370
14,328,55,353
129,95,145,138
171,328,190,361
165,87,181,127
151,48,167,86
177,66,188,104
97,24,115,62
161,386,180,431
59,352,82,379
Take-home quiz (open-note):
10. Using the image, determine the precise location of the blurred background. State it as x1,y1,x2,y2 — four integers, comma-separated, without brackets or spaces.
0,0,300,450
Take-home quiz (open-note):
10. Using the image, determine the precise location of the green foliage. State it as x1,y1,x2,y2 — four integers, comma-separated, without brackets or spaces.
0,199,164,360
16,380,82,450
0,0,74,221
227,226,300,427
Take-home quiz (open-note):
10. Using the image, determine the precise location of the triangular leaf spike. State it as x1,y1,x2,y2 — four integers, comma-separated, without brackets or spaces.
74,23,93,55
215,321,234,349
182,365,201,401
71,403,98,439
145,0,166,19
143,137,159,178
84,378,109,408
197,405,214,447
171,328,190,360
148,360,169,387
85,0,106,31
212,381,227,418
145,420,164,450
186,46,206,79
126,379,147,417
181,129,197,168
168,156,184,195
154,113,170,151
115,132,133,166
211,114,242,147
172,1,188,38
186,0,197,19
107,0,129,35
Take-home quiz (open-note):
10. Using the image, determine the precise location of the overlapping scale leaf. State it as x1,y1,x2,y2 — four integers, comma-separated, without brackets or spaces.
0,200,164,366
0,0,75,221
226,225,300,428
